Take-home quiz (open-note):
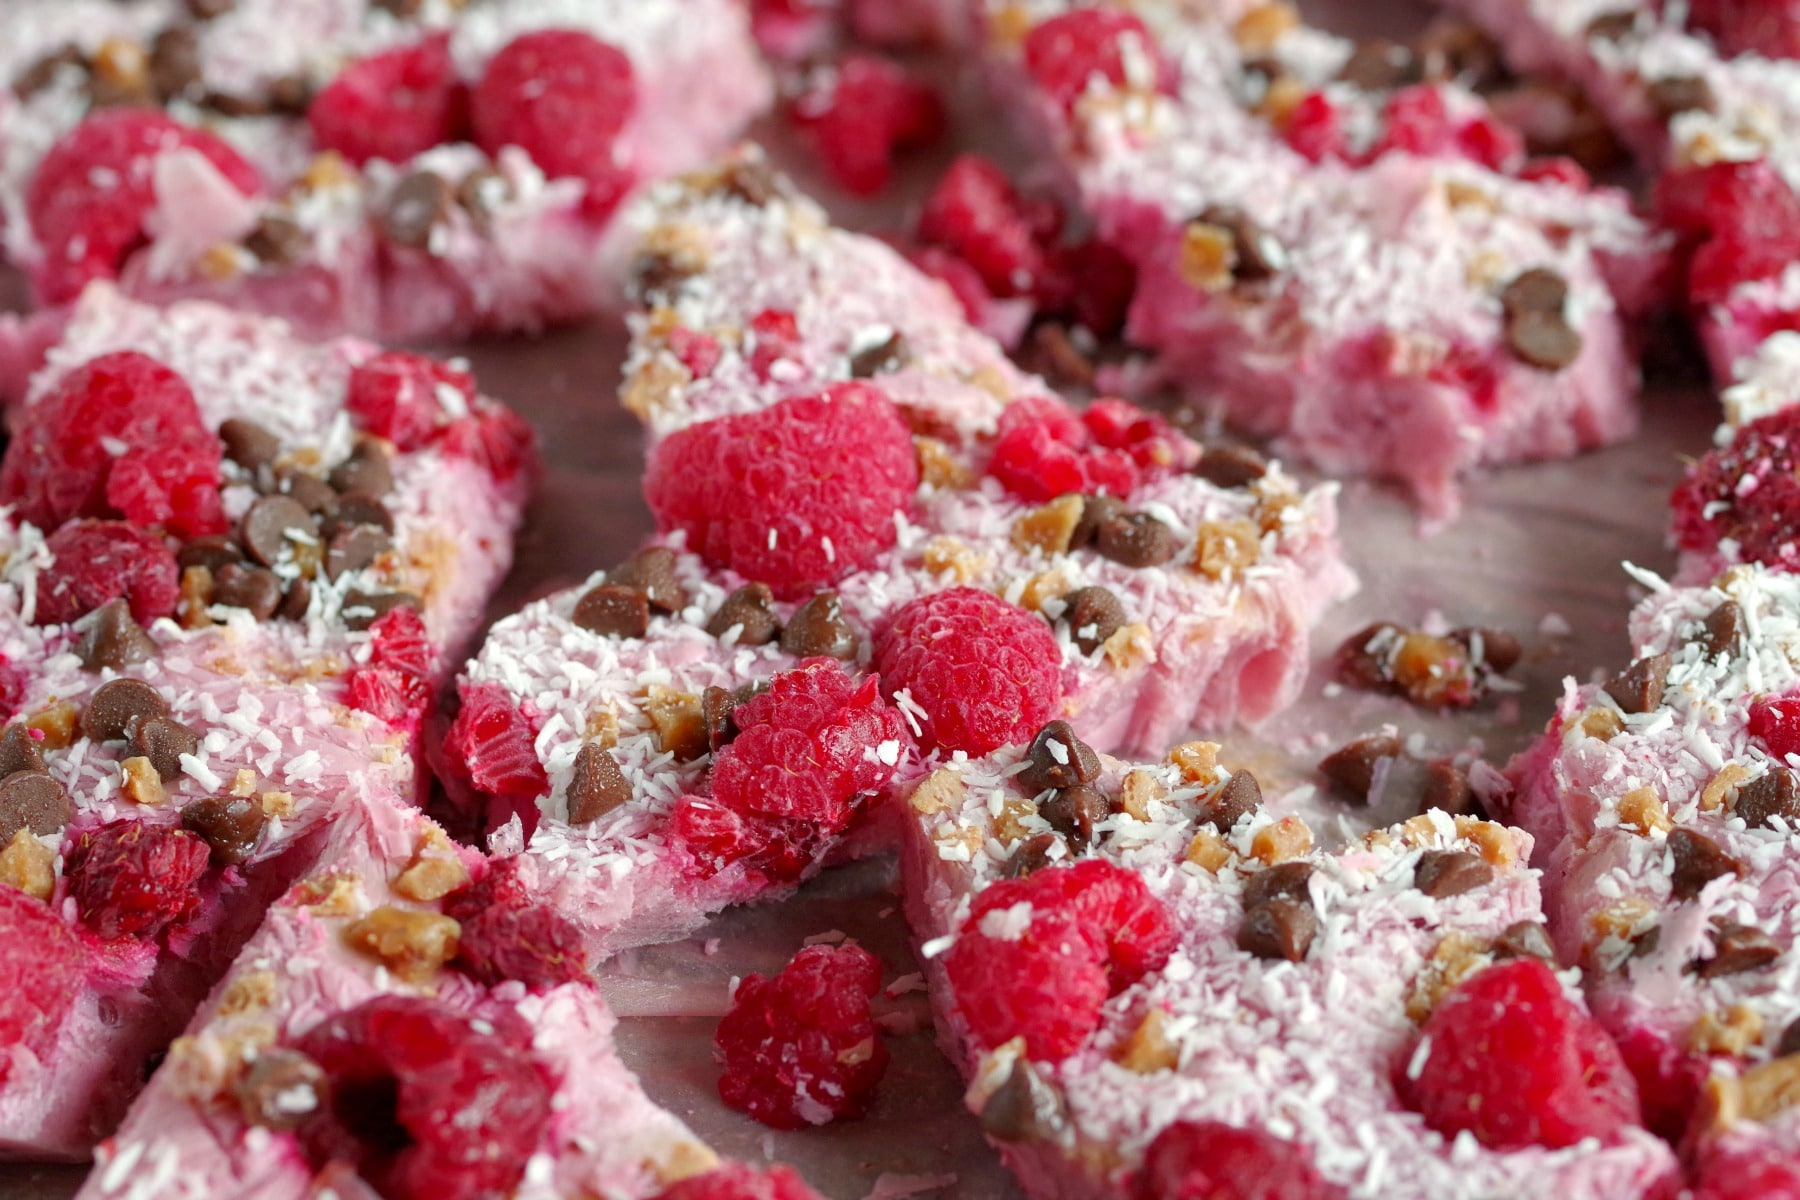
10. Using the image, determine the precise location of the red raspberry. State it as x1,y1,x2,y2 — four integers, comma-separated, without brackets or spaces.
472,29,637,213
1022,9,1168,111
1657,160,1800,306
1670,406,1800,569
307,34,468,167
1044,240,1139,338
715,943,889,1129
655,1162,826,1200
1456,113,1526,173
1135,1121,1345,1200
26,110,262,306
346,607,436,732
1405,958,1641,1150
668,796,824,884
0,658,26,720
749,0,839,61
434,402,537,484
988,395,1191,503
944,859,1176,1060
873,588,1062,755
345,351,477,452
1,351,224,538
1751,695,1800,761
747,309,803,382
668,326,722,378
643,385,919,598
1516,156,1592,190
448,681,549,802
0,889,85,1082
1695,1145,1800,1200
442,857,587,989
1688,0,1800,60
1283,91,1347,162
712,659,911,831
790,54,945,197
64,819,209,941
35,521,180,627
916,156,1048,299
1371,85,1456,160
1613,1025,1707,1144
294,994,552,1200
902,244,997,327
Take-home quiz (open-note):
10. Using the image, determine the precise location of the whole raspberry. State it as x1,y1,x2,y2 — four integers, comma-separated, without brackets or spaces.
988,395,1191,502
0,888,85,1083
715,943,889,1129
655,1162,826,1200
943,859,1176,1060
1688,0,1800,60
712,659,911,831
64,819,210,940
1022,9,1168,111
447,681,549,802
307,34,468,166
1135,1122,1345,1200
1,351,225,538
668,796,824,884
1657,160,1800,306
294,994,552,1200
1672,407,1800,570
442,857,587,989
346,607,435,732
472,30,637,210
1752,695,1800,761
1405,958,1641,1150
345,351,477,452
790,54,945,196
643,385,919,598
26,110,262,305
916,155,1048,299
873,588,1062,755
1695,1145,1800,1200
36,521,180,627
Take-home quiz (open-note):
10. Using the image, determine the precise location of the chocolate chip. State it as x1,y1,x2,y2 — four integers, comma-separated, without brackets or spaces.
455,167,510,233
0,726,47,779
1493,920,1556,962
1420,759,1479,817
1318,733,1403,804
324,526,391,583
1333,622,1401,691
1584,9,1638,40
341,590,419,632
849,331,908,379
234,1048,327,1130
629,252,693,302
371,0,424,14
1193,445,1268,489
383,171,455,249
706,583,780,645
213,563,283,620
1506,308,1583,370
1648,74,1715,118
241,495,317,567
328,442,393,498
323,496,395,538
149,27,203,101
186,0,237,16
566,742,632,825
1069,494,1126,550
1024,323,1095,388
1605,652,1670,715
715,156,786,206
81,679,169,742
979,1061,1056,1142
1060,587,1126,656
1668,828,1743,900
180,795,266,866
1781,1018,1800,1059
267,75,312,116
1206,769,1263,833
1697,601,1743,660
1499,267,1569,318
279,577,312,622
780,592,859,660
1243,862,1313,910
133,716,201,780
1735,767,1800,829
1451,626,1522,674
1005,832,1063,878
1338,39,1423,91
1096,513,1178,568
220,418,281,472
1018,720,1102,792
1041,785,1109,850
1238,896,1316,961
701,685,740,754
608,547,688,614
203,90,270,118
12,46,84,101
571,584,650,639
276,468,338,515
1196,205,1288,281
0,772,72,843
1414,850,1494,898
1693,921,1782,979
178,535,244,574
79,598,156,672
1630,925,1662,959
1417,21,1507,89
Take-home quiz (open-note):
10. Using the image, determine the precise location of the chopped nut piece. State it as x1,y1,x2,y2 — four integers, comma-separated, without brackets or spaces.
1012,496,1087,556
1702,762,1750,810
1250,815,1312,863
1101,622,1153,669
1234,2,1299,51
119,756,168,806
653,1141,723,1186
909,768,965,815
1407,932,1492,1021
1184,828,1232,871
1589,897,1654,942
393,827,471,902
1115,1009,1180,1073
231,769,258,798
26,703,79,750
261,791,296,818
296,873,359,916
1168,741,1221,782
1179,221,1236,292
1452,817,1519,867
915,437,973,491
1118,768,1165,821
1618,788,1674,835
216,970,279,1018
1018,568,1073,613
1576,707,1624,741
921,536,989,583
1690,1005,1764,1057
1191,518,1261,581
342,906,460,982
0,830,54,900
644,686,708,762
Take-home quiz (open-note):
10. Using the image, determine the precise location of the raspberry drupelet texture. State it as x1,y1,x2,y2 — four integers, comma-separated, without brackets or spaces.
988,395,1193,503
0,889,84,1080
1134,1121,1346,1200
873,588,1062,755
1405,958,1641,1150
943,859,1177,1060
916,155,1049,300
345,607,436,732
643,385,919,598
654,1161,827,1200
26,110,263,305
1021,8,1168,112
346,351,477,452
1658,161,1800,307
35,521,181,627
1694,1144,1800,1200
448,681,550,804
293,995,552,1200
714,942,890,1129
1686,0,1800,60
790,53,945,196
442,857,588,990
1751,695,1800,761
1,351,225,540
1671,406,1800,570
306,34,468,166
63,819,210,941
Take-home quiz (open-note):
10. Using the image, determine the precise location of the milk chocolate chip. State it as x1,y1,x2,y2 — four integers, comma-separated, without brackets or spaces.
1060,586,1125,656
608,548,688,614
1238,896,1317,961
181,795,266,865
1605,653,1670,715
706,583,780,645
1413,850,1494,898
566,743,632,825
1017,721,1101,792
1318,733,1402,804
79,598,156,671
0,772,73,842
780,592,858,660
81,679,169,742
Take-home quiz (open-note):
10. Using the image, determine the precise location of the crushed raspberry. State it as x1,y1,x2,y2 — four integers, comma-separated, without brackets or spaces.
1694,1145,1800,1200
1515,156,1592,191
1613,1025,1707,1144
1687,0,1800,60
1044,239,1139,338
0,658,25,720
1455,113,1526,174
643,385,919,598
64,819,209,941
916,156,1049,299
1283,91,1348,162
790,54,945,196
1365,86,1524,171
35,521,180,627
943,859,1176,1060
715,942,889,1129
307,34,467,167
1750,696,1800,761
448,681,549,802
1022,9,1167,111
1670,406,1800,570
873,588,1062,755
26,110,262,306
345,351,476,452
668,326,722,378
472,29,637,214
1657,160,1800,306
988,395,1192,503
1,351,225,538
903,244,999,327
1405,958,1641,1150
749,0,839,62
434,402,537,484
747,309,804,381
0,888,84,1082
654,1162,826,1200
1135,1121,1345,1200
294,994,551,1200
668,795,823,884
442,857,587,990
346,607,435,733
